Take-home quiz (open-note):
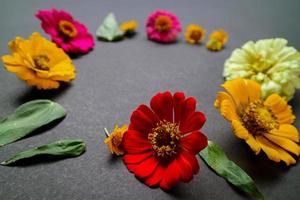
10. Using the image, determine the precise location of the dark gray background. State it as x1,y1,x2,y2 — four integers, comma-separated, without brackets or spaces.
0,0,300,199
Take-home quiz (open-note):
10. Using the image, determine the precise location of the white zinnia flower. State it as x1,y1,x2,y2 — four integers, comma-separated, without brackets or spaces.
223,38,300,101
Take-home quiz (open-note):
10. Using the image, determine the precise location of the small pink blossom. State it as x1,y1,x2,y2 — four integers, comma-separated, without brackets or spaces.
146,10,181,43
36,8,94,54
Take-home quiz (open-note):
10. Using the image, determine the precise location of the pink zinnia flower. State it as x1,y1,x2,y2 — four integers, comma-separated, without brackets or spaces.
36,8,94,54
146,10,181,43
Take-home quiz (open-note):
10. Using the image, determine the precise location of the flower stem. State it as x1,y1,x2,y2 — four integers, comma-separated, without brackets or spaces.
104,127,110,137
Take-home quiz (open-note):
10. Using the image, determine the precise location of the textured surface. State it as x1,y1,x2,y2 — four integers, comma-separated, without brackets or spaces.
0,0,300,199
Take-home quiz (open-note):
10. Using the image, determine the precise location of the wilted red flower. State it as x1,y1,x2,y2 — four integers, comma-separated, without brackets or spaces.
122,91,208,190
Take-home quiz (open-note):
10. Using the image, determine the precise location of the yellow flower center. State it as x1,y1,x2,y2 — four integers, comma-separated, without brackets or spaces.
58,20,78,38
148,120,181,159
241,100,279,135
154,16,172,32
33,55,50,71
252,54,274,72
190,30,203,42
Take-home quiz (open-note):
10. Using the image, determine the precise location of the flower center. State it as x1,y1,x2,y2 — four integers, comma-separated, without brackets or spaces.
252,54,273,73
241,100,279,135
148,120,181,159
112,134,123,149
58,20,77,38
33,55,50,71
154,16,172,32
190,30,202,42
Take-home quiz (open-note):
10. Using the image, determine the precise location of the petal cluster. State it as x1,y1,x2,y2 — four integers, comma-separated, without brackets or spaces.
36,8,94,54
185,24,206,44
215,78,300,165
146,10,181,43
105,125,128,156
123,91,207,190
224,38,300,101
2,32,76,89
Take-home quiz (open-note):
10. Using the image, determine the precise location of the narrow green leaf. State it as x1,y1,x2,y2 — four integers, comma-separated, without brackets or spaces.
0,100,66,146
96,12,124,41
1,139,86,165
199,141,265,200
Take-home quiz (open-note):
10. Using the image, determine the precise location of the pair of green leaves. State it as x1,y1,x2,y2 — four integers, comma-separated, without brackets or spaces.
0,100,85,165
199,141,265,200
96,12,124,41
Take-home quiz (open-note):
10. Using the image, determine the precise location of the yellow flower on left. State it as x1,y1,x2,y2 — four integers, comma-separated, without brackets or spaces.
104,124,128,156
2,32,76,89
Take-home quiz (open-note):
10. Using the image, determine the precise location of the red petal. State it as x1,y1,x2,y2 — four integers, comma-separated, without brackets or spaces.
130,109,155,134
150,92,173,122
134,157,159,179
173,92,185,123
126,164,138,173
180,150,200,174
180,97,196,122
159,160,181,190
180,111,206,134
144,165,166,187
123,130,152,154
123,152,153,165
176,153,193,182
181,131,208,154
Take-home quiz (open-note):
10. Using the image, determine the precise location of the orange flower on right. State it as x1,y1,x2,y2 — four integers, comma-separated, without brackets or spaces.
215,78,300,165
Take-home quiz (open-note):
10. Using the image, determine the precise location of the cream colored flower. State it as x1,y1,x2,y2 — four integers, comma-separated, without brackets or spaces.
224,38,300,101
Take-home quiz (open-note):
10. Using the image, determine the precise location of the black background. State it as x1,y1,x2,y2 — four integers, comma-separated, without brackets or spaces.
0,0,300,199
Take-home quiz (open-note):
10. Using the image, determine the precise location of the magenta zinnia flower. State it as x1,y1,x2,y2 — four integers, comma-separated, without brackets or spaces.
146,10,181,43
36,9,94,54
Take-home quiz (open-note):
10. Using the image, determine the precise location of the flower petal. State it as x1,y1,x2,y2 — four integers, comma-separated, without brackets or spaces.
176,152,194,182
150,91,173,122
179,111,206,134
159,160,181,190
180,149,199,174
123,151,153,165
245,134,261,155
134,157,159,179
269,124,299,142
129,106,158,134
222,78,250,106
264,94,295,124
123,130,152,154
215,92,238,121
264,134,300,156
181,131,208,154
231,120,250,139
173,92,185,123
144,165,166,187
256,136,281,163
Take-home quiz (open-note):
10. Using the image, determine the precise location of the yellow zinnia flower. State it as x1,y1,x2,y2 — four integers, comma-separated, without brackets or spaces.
2,32,76,89
215,78,300,165
120,20,138,36
104,124,128,156
185,24,206,44
206,29,228,51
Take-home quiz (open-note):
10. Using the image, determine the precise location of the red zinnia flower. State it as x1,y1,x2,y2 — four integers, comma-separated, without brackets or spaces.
123,91,208,190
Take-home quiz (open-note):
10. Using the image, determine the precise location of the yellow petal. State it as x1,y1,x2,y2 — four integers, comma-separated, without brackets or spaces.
231,120,250,139
215,92,238,121
273,146,296,166
264,94,295,124
222,78,250,107
27,78,60,89
245,79,261,102
269,124,299,142
256,136,281,163
245,134,261,154
264,133,300,156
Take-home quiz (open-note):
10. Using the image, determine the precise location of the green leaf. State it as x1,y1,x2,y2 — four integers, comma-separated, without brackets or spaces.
199,141,265,200
0,100,66,146
1,139,86,165
96,12,124,41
